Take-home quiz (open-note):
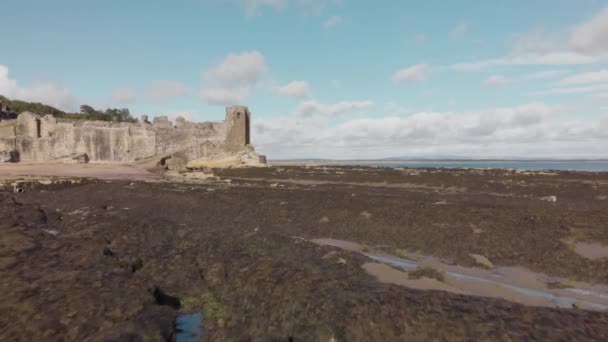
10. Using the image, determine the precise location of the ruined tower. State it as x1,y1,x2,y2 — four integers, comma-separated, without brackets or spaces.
224,106,251,153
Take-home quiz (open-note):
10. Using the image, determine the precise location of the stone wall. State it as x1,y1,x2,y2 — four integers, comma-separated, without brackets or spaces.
0,120,17,152
2,106,260,165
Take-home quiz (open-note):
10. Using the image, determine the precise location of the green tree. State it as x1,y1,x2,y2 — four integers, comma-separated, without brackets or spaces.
1,95,138,123
80,105,97,115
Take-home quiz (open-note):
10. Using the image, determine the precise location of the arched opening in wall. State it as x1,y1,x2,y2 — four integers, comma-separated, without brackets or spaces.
245,112,250,145
36,119,42,138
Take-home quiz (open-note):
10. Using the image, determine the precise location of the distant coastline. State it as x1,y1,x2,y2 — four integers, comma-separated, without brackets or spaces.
270,159,608,172
271,158,608,163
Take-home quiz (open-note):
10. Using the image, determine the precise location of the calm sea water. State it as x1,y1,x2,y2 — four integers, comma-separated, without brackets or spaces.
343,161,608,172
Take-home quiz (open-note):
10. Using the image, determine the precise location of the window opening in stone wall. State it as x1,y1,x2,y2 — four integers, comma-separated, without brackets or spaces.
36,119,42,138
245,113,250,145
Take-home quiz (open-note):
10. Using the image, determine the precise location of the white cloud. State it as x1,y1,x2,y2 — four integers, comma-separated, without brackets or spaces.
295,99,373,117
483,75,510,86
450,23,469,41
323,15,343,29
451,52,596,71
149,81,190,102
392,64,429,83
510,29,561,55
535,83,608,95
569,6,608,56
557,70,608,85
452,8,608,71
592,93,608,99
200,86,250,106
112,88,137,104
230,0,340,17
238,0,287,16
201,50,268,106
275,80,311,97
521,69,571,81
0,64,78,112
253,102,608,159
204,51,267,86
0,65,17,93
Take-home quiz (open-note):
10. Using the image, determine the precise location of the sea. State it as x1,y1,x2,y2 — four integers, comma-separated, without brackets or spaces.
325,160,608,172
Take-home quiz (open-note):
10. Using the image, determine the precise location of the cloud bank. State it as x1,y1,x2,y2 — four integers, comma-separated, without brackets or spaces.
452,8,608,71
253,102,608,159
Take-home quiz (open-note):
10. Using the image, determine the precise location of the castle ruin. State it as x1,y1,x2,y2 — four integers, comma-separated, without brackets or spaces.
0,106,264,168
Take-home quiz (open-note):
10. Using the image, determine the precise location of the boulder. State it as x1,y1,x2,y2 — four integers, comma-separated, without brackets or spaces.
469,254,494,269
166,156,187,171
540,195,557,203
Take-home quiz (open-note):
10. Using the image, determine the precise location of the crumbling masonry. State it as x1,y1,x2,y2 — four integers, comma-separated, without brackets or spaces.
0,106,265,167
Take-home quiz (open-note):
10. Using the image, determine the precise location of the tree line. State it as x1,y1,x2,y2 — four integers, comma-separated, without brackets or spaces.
0,95,138,123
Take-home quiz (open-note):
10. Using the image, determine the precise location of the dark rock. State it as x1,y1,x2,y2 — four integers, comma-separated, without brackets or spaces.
152,287,181,310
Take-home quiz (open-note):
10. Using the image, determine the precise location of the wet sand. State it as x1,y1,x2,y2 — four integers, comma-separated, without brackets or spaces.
0,162,157,180
313,238,608,310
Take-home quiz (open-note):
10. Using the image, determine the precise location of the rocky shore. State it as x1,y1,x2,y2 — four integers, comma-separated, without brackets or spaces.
1,165,608,340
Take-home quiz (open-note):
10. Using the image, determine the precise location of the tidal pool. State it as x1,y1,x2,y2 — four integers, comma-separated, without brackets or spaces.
175,312,203,342
312,238,608,311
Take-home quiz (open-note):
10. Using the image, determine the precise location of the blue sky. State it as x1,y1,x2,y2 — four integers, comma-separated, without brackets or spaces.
2,0,608,159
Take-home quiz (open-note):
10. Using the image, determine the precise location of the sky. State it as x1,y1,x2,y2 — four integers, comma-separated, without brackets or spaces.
2,0,608,159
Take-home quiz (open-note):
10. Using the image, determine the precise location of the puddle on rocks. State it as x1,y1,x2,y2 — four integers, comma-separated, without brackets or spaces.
175,312,203,342
573,242,608,260
562,237,608,260
312,238,608,311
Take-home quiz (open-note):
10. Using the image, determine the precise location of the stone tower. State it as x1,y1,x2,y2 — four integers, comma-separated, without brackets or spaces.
224,106,251,153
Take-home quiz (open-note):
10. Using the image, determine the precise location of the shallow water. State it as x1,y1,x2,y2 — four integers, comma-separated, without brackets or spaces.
313,238,608,310
338,160,608,172
175,312,203,342
573,242,608,260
